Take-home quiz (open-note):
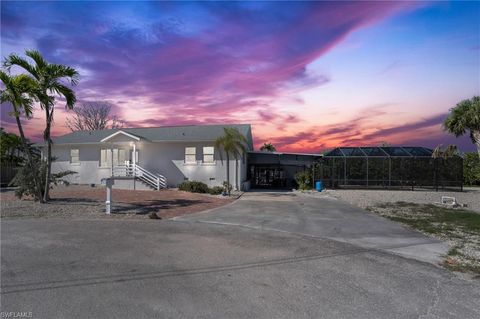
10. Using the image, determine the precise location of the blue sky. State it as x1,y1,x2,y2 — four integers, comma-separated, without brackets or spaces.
1,1,479,151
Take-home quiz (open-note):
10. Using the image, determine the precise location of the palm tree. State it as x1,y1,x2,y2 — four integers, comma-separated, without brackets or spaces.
444,96,480,157
0,71,44,201
260,142,276,152
4,50,79,202
215,127,248,195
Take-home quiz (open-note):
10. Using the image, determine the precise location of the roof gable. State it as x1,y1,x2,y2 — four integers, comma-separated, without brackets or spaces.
100,130,142,142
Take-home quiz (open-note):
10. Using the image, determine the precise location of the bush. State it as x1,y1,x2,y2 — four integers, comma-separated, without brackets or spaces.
222,181,232,194
178,180,209,193
464,152,480,186
209,186,224,195
10,158,76,200
294,170,312,190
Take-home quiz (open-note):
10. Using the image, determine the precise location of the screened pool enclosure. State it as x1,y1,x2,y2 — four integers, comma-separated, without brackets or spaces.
315,147,463,191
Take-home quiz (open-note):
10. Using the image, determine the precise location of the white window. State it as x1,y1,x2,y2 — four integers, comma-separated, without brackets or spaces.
203,146,214,163
70,149,79,164
101,148,126,167
185,147,196,163
100,149,109,167
118,149,126,165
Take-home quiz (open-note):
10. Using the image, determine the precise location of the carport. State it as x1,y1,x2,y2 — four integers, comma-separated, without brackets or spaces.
247,151,321,188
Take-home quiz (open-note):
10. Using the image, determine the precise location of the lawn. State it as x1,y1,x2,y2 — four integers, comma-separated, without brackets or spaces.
367,202,480,274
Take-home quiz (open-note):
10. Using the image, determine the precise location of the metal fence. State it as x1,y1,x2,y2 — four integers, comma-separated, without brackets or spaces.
0,163,18,186
314,147,463,191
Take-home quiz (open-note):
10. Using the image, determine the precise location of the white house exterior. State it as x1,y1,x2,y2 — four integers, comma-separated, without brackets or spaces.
50,124,253,190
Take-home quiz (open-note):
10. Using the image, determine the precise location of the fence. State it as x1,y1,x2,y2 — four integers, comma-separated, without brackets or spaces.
314,147,463,191
0,163,18,186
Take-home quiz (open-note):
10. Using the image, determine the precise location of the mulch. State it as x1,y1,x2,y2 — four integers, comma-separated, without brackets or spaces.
0,185,235,219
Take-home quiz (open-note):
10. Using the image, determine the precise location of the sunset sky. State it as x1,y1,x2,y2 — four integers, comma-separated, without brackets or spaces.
1,1,479,152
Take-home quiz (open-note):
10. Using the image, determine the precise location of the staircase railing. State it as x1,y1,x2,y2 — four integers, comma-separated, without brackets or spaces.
113,162,167,190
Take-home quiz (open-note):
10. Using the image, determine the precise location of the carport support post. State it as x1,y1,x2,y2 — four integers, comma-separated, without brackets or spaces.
312,164,315,188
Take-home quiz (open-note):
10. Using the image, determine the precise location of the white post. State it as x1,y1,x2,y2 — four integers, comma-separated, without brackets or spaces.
105,178,114,214
110,143,114,177
132,142,136,170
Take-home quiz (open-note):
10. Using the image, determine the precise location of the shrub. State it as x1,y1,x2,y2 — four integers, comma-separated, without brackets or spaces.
10,158,76,200
464,152,480,186
178,180,209,193
294,170,312,190
209,186,224,195
222,181,232,192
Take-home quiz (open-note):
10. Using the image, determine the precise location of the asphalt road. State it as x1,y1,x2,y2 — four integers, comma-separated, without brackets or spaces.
1,192,479,318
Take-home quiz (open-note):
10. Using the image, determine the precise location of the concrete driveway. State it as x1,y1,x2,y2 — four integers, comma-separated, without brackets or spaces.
1,192,479,318
175,191,450,265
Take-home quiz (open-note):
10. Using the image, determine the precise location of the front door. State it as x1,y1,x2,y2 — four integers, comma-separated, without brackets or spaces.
251,166,286,188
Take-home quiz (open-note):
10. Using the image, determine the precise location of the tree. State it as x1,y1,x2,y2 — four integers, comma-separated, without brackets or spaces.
214,127,247,195
431,144,458,159
0,129,23,163
0,71,44,201
463,152,480,186
260,142,276,152
444,96,480,157
4,50,79,202
66,101,123,131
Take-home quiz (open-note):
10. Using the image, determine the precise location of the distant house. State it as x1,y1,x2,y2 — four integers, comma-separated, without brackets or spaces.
50,124,253,190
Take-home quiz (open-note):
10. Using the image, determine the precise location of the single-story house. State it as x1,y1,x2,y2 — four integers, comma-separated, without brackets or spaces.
50,124,458,191
50,124,254,190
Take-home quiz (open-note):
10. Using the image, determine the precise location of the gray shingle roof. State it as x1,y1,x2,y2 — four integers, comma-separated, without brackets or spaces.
52,124,253,148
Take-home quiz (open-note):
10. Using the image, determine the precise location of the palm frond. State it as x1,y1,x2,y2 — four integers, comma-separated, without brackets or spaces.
0,72,35,117
46,63,80,85
3,54,39,79
52,83,76,109
25,49,48,70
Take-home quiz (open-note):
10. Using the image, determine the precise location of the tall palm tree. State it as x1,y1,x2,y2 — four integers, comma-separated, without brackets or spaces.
215,127,248,195
4,50,79,202
0,71,43,201
444,96,480,157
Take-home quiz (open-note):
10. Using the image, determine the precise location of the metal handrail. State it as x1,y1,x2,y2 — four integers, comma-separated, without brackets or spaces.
113,163,167,190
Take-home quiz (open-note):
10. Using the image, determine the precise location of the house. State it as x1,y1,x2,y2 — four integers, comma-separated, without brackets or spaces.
50,124,253,190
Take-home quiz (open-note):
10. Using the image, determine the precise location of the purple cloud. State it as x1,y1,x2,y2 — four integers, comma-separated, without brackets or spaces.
1,1,414,127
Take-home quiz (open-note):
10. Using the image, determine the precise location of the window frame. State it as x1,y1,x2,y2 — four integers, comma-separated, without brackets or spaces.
100,149,109,167
202,146,215,164
185,147,197,164
70,148,80,165
100,148,126,167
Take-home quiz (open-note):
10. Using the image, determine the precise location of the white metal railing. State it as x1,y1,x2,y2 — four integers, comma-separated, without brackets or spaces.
113,162,167,190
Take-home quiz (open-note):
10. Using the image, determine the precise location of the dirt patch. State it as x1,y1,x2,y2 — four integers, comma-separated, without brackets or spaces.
0,185,235,220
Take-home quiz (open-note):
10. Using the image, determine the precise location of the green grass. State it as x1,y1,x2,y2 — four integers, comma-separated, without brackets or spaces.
368,202,480,274
373,202,480,235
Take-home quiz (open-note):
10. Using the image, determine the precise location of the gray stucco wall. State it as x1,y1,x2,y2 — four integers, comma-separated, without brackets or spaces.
51,141,247,190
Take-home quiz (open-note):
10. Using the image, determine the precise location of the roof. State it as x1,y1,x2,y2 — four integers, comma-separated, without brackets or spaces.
248,151,322,157
52,124,253,146
323,146,435,157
